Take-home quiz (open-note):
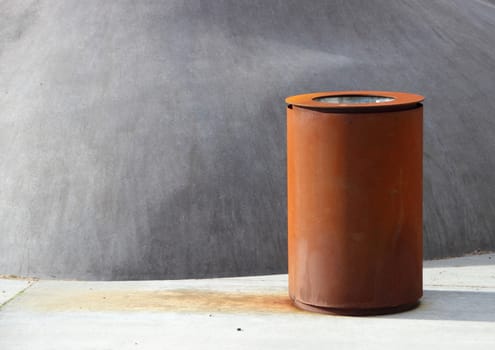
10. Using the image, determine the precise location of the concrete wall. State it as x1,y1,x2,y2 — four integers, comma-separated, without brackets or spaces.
1,0,494,280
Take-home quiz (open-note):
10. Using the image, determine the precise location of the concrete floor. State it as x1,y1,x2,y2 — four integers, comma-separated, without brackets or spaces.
1,253,494,349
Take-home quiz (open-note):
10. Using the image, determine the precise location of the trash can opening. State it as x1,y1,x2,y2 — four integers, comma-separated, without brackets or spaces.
314,95,395,104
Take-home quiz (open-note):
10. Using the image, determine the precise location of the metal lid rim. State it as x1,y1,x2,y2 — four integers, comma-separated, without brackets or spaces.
285,91,424,110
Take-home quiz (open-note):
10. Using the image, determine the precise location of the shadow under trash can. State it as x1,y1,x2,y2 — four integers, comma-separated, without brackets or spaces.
286,91,424,315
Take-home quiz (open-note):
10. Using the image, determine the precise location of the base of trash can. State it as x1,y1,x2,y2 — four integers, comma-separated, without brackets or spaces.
292,299,420,316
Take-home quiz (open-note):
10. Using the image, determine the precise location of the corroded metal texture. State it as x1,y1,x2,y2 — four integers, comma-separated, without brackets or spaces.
287,91,423,314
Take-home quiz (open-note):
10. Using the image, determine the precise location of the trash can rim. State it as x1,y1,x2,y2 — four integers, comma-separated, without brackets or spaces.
285,91,424,110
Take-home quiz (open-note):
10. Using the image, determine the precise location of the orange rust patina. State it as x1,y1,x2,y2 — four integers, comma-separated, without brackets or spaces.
286,91,424,315
15,288,297,314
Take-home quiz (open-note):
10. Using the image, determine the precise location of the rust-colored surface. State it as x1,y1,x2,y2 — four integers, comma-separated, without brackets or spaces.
286,91,424,315
16,288,298,314
293,299,420,316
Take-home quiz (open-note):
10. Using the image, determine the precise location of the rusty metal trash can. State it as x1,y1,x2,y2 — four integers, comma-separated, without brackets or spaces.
286,91,424,315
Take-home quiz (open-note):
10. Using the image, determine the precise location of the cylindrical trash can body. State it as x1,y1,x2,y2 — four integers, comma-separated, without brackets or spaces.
286,91,424,315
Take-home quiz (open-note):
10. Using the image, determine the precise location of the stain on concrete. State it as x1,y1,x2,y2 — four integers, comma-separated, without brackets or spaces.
18,289,300,314
0,274,38,279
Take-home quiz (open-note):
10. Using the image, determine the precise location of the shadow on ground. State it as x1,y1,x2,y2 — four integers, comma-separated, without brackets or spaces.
383,289,495,322
423,254,495,268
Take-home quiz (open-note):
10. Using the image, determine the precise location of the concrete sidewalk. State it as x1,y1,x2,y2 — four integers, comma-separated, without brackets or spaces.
1,254,494,349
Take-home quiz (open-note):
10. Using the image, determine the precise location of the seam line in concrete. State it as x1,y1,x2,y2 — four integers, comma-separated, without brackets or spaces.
0,280,37,310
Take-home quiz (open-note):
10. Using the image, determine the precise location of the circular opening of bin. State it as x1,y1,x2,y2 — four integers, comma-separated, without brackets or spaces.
286,91,424,110
314,95,395,104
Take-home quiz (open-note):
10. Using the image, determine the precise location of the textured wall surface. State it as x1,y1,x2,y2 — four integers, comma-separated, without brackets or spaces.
1,0,494,280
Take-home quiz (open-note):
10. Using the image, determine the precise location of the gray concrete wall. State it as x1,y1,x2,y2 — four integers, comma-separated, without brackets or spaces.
1,0,494,280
